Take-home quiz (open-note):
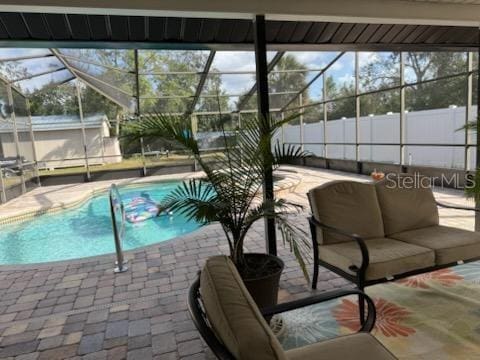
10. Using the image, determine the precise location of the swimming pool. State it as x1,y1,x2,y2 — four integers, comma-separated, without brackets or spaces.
0,181,202,265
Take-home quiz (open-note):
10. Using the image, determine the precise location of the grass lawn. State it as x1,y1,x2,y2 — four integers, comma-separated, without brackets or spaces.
37,153,219,177
2,177,23,188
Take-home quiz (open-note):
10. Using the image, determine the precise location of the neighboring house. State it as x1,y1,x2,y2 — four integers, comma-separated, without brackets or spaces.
0,114,122,169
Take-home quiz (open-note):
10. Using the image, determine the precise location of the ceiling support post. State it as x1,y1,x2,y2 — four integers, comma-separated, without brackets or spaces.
134,49,147,177
254,14,277,256
475,29,480,231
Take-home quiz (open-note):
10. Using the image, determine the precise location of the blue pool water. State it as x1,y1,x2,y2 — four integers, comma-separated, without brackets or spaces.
0,181,202,265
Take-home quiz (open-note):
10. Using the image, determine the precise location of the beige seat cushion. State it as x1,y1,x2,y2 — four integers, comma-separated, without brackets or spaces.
375,176,439,235
286,333,396,360
318,238,435,281
308,181,385,244
389,225,480,265
200,256,287,360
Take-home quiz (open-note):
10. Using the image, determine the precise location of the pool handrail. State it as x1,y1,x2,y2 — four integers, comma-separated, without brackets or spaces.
109,184,128,273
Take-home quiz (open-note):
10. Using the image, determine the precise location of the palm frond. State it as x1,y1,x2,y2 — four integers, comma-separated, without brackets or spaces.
465,168,480,201
122,113,200,155
277,217,311,283
159,178,219,223
273,142,311,167
242,198,303,233
121,102,310,275
456,118,479,132
268,112,302,135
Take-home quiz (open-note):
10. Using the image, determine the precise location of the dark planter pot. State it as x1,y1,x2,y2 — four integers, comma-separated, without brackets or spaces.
241,253,284,309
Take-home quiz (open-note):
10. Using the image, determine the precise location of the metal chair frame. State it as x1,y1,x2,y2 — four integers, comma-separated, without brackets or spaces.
187,275,377,360
309,201,480,322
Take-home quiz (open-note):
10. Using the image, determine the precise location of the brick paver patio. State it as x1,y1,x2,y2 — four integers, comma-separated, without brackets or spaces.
0,166,475,359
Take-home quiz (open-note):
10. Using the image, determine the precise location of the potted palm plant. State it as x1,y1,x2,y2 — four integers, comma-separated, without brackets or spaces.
122,111,309,308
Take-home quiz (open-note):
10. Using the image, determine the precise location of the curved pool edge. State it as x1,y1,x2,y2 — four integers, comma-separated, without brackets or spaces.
0,221,210,271
0,172,201,226
0,169,300,226
0,168,301,268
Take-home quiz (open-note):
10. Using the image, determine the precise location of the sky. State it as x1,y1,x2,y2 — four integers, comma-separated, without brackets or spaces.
0,48,72,94
0,48,356,94
0,48,457,112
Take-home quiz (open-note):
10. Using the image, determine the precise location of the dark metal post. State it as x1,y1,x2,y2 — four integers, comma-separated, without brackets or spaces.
254,14,277,256
476,35,480,231
465,52,473,171
134,49,141,117
134,49,147,177
354,52,360,172
299,94,304,152
400,52,406,169
323,75,328,159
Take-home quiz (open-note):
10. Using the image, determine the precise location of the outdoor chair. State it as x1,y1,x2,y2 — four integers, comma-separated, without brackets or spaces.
188,255,397,360
307,176,480,319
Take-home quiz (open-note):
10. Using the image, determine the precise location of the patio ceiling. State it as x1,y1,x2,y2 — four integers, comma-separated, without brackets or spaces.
0,13,478,51
3,0,480,26
0,8,478,116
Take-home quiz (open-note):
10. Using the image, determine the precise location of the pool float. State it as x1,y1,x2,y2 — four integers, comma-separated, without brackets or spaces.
124,196,160,223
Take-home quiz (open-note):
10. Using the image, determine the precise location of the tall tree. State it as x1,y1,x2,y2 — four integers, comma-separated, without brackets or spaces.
29,82,78,116
138,50,228,115
0,58,35,85
404,52,467,111
238,54,312,124
323,52,468,120
268,55,309,110
29,81,123,120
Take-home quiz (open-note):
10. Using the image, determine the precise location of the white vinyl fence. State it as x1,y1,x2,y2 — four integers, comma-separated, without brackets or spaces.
280,106,477,170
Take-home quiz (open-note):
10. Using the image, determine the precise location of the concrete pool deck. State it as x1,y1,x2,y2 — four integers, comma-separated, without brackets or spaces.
0,166,475,359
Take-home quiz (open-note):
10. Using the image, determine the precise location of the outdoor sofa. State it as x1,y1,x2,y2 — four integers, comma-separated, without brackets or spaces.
307,176,480,319
188,255,397,360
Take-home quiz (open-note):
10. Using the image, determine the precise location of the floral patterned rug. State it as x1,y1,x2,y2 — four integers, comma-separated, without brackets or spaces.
277,261,480,359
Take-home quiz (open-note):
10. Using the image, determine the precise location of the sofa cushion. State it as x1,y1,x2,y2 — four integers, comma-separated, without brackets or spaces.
199,256,287,360
389,225,480,265
286,333,396,360
375,175,439,235
318,238,435,281
308,181,385,244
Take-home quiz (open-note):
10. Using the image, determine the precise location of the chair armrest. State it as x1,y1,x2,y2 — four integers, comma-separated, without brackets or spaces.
308,217,370,273
261,289,376,332
436,201,480,212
